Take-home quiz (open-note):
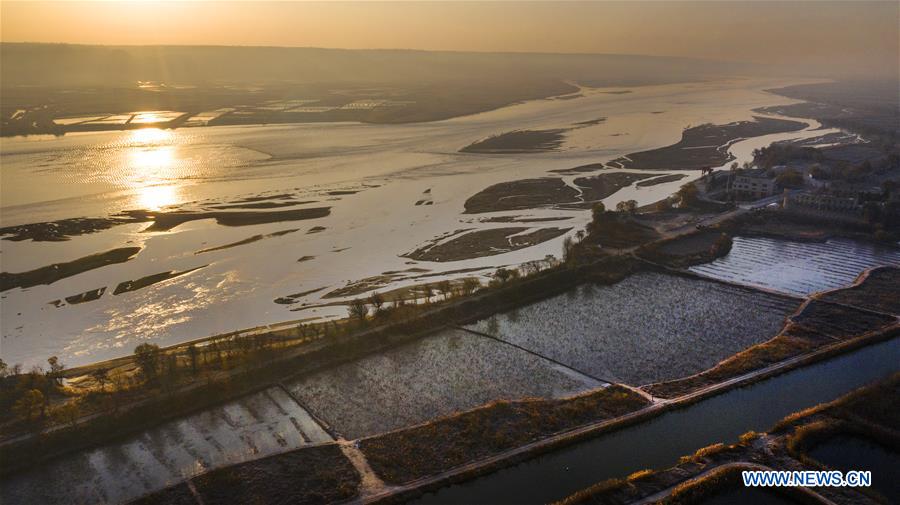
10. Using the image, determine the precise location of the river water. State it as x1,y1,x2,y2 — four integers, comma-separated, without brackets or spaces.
0,78,839,368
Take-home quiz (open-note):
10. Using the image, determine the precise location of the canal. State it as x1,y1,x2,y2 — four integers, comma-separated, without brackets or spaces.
410,337,900,504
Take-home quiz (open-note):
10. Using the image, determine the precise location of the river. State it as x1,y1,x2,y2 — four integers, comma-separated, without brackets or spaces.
0,77,840,368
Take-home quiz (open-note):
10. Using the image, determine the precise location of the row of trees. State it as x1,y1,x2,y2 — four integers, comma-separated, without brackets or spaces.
0,356,67,424
2,320,333,430
346,277,484,325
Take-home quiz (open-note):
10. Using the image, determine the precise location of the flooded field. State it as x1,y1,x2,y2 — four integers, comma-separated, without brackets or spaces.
286,329,600,439
1,78,841,368
466,272,799,385
689,237,900,296
0,387,331,505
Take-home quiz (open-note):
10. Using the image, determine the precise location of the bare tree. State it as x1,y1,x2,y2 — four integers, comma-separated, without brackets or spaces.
562,236,575,263
348,299,369,324
494,268,513,283
13,389,45,422
615,200,637,214
437,280,453,300
47,356,65,385
55,401,80,428
187,344,199,375
369,292,385,314
135,343,162,384
422,283,435,303
462,278,480,295
91,368,110,392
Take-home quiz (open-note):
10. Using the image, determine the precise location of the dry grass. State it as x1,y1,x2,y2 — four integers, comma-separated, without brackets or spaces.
642,330,821,399
359,385,649,484
818,266,900,315
189,444,359,505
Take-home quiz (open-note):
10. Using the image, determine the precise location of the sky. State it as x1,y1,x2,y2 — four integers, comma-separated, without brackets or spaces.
1,1,898,73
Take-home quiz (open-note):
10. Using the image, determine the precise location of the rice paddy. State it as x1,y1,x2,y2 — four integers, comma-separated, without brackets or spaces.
286,329,601,439
0,387,331,505
466,272,799,385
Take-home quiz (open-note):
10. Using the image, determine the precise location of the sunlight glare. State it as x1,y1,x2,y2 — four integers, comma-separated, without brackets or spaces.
125,129,183,210
129,145,176,173
137,185,179,211
129,128,172,144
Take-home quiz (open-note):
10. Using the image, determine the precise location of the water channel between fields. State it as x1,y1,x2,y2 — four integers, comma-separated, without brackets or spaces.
409,337,900,505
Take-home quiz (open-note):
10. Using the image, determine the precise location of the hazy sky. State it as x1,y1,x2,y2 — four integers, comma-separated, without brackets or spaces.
2,1,897,71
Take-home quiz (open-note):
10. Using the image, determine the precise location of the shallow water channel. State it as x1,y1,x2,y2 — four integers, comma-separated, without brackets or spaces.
409,337,900,504
807,435,899,503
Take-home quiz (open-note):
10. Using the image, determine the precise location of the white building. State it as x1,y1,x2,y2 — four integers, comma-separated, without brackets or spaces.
732,170,778,199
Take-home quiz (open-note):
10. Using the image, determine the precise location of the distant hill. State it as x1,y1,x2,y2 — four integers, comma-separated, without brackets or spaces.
0,43,754,88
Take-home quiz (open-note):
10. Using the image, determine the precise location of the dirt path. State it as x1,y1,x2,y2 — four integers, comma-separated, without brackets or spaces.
339,439,392,499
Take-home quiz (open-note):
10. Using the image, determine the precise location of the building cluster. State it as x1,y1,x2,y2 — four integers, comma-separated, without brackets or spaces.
785,185,885,214
730,168,778,199
724,165,892,221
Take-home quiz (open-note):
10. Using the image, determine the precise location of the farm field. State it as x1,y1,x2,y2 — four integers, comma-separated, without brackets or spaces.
0,387,331,505
689,237,900,296
466,272,799,385
286,329,601,439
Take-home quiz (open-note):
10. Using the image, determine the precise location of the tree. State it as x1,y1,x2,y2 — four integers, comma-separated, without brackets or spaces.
91,368,110,392
710,233,733,256
461,278,480,295
522,260,542,276
677,184,699,208
55,401,80,428
809,164,827,180
159,354,180,394
615,200,637,214
368,292,385,313
591,202,606,224
134,343,162,384
862,202,883,224
47,356,65,385
437,280,453,300
0,359,8,379
562,236,576,263
348,299,369,323
775,169,804,189
13,389,45,422
187,344,199,375
655,198,673,212
494,267,514,283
